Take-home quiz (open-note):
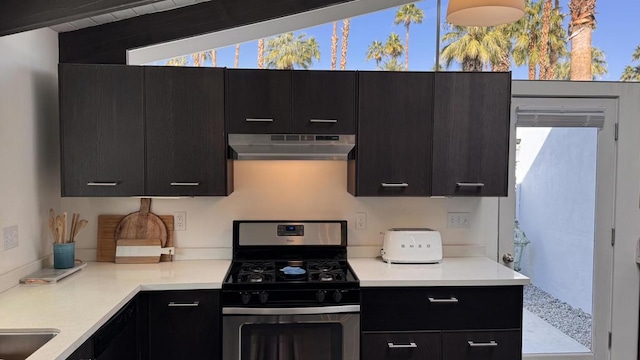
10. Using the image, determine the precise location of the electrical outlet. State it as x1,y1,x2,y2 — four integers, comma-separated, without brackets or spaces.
447,212,470,229
174,212,187,231
3,225,19,250
355,212,367,230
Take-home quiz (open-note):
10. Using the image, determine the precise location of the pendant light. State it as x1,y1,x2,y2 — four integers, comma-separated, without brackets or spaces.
446,0,525,26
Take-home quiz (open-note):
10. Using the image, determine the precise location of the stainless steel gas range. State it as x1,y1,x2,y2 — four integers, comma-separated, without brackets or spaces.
222,220,360,360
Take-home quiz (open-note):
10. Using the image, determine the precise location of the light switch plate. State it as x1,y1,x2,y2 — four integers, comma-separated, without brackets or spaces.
447,212,470,229
3,225,19,250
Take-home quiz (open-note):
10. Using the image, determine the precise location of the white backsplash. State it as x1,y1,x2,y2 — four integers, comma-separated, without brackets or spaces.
62,161,499,257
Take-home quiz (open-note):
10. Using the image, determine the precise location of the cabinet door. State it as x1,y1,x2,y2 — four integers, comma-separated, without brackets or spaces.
432,72,511,196
443,330,521,360
60,64,144,196
227,69,291,133
362,331,442,360
66,337,93,360
148,290,220,360
291,70,356,134
352,71,434,196
145,67,229,196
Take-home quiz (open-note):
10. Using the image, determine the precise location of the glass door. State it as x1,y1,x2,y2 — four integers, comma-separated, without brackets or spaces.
499,97,617,360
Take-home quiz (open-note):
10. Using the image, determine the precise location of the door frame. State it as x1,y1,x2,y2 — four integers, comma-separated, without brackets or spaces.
498,96,618,360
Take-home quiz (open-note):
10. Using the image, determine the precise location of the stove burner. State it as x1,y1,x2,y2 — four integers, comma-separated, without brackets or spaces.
247,274,265,283
319,272,334,281
248,266,267,273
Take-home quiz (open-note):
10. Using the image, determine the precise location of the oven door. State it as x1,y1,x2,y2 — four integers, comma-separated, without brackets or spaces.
223,305,360,360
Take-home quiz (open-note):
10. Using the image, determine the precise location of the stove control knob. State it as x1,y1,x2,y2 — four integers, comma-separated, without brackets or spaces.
333,290,343,303
315,290,326,303
258,292,269,304
240,292,251,305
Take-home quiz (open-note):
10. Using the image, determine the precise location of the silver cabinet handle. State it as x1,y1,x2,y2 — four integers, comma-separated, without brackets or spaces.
468,340,498,347
245,118,274,122
170,182,200,186
87,182,118,186
387,342,418,349
381,183,409,188
428,297,459,303
309,119,338,123
168,301,199,307
456,182,485,187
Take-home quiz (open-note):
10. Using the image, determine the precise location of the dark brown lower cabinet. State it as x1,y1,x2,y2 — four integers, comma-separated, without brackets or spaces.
443,330,521,360
362,331,442,360
147,290,220,360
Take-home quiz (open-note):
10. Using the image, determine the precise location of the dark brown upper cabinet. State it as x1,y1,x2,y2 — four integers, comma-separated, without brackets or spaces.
432,72,511,197
349,71,434,196
60,64,145,197
291,70,356,134
227,69,356,134
145,66,231,196
226,69,291,134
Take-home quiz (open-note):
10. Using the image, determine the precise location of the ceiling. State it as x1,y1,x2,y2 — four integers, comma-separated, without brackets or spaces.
49,0,210,33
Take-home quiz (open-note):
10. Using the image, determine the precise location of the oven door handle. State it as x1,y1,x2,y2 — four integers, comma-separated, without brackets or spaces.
222,305,360,315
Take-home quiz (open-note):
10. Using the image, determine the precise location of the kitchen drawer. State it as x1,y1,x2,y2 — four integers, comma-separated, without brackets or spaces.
443,330,521,360
361,286,522,331
362,331,442,360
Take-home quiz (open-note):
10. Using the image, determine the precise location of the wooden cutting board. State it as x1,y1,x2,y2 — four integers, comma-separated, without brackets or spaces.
116,238,164,264
97,215,174,262
115,198,167,245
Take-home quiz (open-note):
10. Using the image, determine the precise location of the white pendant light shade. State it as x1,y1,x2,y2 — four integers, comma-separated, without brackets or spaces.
446,0,525,26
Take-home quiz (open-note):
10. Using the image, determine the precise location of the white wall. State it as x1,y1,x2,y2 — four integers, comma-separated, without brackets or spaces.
62,161,497,257
0,29,60,279
517,127,597,314
508,80,640,360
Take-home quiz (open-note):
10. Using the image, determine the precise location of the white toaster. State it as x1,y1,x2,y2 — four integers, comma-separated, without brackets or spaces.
381,228,443,264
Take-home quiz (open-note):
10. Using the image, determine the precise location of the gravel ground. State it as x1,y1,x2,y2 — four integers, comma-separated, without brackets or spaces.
523,284,592,349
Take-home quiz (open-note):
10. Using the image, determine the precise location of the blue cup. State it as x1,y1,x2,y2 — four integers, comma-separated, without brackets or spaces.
53,243,75,269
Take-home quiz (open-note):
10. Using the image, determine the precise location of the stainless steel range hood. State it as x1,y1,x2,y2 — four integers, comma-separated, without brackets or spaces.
228,134,355,160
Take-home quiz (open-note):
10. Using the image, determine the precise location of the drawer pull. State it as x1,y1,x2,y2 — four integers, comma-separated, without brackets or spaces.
168,301,200,307
468,340,498,347
387,342,418,349
246,118,274,122
87,182,118,186
309,119,338,123
428,297,458,303
381,183,409,188
456,182,485,187
170,182,200,186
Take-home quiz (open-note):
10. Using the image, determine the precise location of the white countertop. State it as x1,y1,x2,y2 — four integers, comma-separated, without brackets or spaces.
348,257,530,287
1,257,527,360
0,260,231,360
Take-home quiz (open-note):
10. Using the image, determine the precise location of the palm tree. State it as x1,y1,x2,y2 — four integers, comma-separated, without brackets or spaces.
210,49,217,67
554,47,607,80
365,40,385,68
234,44,240,68
538,0,553,79
264,32,320,70
331,22,339,70
384,32,404,60
394,4,424,70
165,56,188,66
191,52,210,67
512,0,543,79
440,25,509,71
340,18,351,70
568,0,596,80
382,57,405,71
620,46,640,81
546,0,566,79
257,39,265,69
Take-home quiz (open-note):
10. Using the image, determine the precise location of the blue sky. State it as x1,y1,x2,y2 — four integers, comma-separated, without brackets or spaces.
165,0,638,81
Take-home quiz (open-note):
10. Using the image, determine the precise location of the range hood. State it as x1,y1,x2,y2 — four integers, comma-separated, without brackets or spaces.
228,134,355,160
